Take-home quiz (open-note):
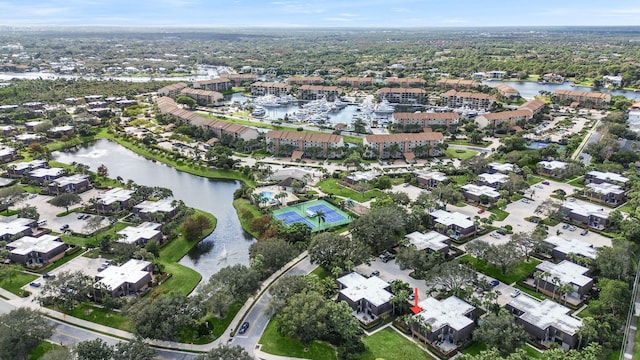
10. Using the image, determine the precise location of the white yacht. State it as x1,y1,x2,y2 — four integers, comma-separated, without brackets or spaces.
374,99,396,114
251,106,266,117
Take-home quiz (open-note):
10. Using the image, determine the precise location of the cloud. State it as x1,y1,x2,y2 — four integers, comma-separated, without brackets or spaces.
324,17,351,22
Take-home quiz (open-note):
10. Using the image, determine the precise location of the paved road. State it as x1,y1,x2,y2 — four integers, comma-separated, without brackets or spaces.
231,257,316,354
0,297,197,359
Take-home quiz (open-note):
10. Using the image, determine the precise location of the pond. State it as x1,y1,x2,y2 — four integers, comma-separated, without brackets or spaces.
52,139,255,282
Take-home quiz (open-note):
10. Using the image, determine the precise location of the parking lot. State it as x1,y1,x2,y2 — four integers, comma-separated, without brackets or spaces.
20,189,109,234
354,257,429,301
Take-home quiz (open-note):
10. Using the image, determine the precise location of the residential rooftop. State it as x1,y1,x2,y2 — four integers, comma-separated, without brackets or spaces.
415,296,475,332
346,170,381,183
96,259,151,291
413,170,447,182
488,162,515,173
0,216,33,238
478,172,509,185
117,222,162,245
508,296,582,336
337,272,392,307
562,200,611,219
430,209,474,229
585,182,625,195
405,231,449,252
7,234,63,255
539,160,567,170
97,187,134,206
461,184,501,198
536,260,592,287
543,235,598,260
134,199,176,214
29,167,64,178
586,170,629,184
50,174,89,186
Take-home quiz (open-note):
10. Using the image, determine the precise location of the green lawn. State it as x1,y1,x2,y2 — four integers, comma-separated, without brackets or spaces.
153,209,217,296
462,341,486,355
513,283,546,300
489,208,509,221
451,175,472,186
357,328,435,360
259,319,336,360
65,303,132,332
317,178,383,201
445,148,477,160
567,176,585,188
0,271,38,296
526,176,542,185
446,139,491,148
30,341,59,360
210,301,243,338
96,130,255,186
232,198,262,238
459,254,541,285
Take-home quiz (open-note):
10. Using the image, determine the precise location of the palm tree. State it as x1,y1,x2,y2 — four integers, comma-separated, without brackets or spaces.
558,283,575,305
315,209,326,225
533,271,545,293
551,276,561,299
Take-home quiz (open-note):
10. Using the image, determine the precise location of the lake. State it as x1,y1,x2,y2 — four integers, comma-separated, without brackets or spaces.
52,139,255,282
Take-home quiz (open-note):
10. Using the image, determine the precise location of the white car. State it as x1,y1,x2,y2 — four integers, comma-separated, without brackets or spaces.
510,289,521,298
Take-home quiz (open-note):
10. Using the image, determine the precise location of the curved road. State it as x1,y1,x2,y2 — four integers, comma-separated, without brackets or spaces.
231,257,316,354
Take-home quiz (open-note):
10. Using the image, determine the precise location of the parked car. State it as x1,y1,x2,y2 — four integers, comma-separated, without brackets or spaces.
477,209,485,214
97,264,109,272
542,181,550,185
29,281,41,288
60,224,69,230
28,194,37,199
569,225,576,231
77,214,84,219
496,230,507,235
408,293,415,301
580,229,589,236
238,321,250,335
43,273,55,279
562,224,569,230
521,199,530,204
490,279,500,287
510,289,521,297
371,270,380,277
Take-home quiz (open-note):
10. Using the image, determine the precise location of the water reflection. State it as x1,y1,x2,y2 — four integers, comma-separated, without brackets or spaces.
53,139,255,281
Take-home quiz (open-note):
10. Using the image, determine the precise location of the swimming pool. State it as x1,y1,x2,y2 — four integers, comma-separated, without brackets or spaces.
260,191,274,201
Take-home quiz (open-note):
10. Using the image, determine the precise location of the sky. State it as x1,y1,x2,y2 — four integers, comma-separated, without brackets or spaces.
1,0,640,28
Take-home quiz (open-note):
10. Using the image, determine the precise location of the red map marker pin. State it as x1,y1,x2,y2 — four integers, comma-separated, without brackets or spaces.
410,287,422,314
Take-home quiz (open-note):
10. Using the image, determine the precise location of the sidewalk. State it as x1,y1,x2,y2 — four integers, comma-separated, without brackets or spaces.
254,345,311,360
1,251,313,355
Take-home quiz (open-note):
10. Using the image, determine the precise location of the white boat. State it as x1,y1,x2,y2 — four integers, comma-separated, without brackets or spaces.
374,99,396,114
251,106,266,117
256,95,280,107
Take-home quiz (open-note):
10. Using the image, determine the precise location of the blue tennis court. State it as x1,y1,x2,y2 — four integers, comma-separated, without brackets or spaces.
272,199,353,232
307,204,347,222
274,211,316,228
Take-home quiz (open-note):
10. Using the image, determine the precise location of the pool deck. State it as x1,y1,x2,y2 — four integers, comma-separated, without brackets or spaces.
254,185,299,207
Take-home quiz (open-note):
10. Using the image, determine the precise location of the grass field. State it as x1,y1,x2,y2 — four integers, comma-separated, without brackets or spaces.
95,130,255,186
489,208,510,221
259,319,336,360
0,271,38,296
153,209,217,296
357,328,435,360
317,178,383,201
445,148,477,160
233,198,262,238
65,303,132,332
459,254,541,285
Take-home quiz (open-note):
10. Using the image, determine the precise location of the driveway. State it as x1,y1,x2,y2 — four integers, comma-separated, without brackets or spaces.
22,189,104,232
354,258,429,301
